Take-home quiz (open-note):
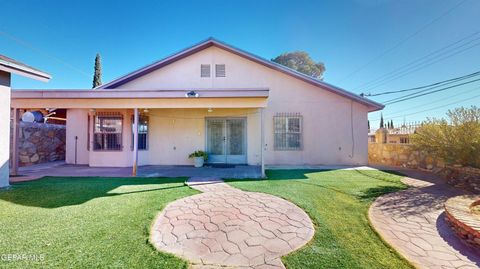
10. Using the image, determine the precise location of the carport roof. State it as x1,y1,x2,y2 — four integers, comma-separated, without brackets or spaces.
0,55,51,82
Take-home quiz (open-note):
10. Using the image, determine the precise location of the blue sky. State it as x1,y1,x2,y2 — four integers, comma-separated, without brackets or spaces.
1,0,479,127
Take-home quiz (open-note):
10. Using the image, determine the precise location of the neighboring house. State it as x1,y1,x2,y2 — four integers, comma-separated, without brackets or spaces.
368,124,419,144
0,55,50,187
10,38,383,176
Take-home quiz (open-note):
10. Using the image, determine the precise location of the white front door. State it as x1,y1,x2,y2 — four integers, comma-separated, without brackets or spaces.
206,118,247,164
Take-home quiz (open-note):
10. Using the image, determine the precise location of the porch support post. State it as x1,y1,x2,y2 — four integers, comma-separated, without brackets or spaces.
132,108,139,176
11,108,20,177
260,108,266,178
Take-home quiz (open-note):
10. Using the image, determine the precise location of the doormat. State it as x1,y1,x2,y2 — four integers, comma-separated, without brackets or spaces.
208,164,235,168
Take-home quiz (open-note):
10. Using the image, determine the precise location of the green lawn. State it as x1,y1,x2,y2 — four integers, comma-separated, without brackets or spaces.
226,169,413,269
0,177,197,268
0,170,412,268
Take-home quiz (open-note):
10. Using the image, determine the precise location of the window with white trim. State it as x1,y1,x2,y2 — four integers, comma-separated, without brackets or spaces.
200,64,210,77
274,113,303,151
93,113,123,151
215,64,225,77
131,115,148,150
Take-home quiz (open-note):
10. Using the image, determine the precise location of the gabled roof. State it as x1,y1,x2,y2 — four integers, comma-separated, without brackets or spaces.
0,55,51,82
97,38,383,111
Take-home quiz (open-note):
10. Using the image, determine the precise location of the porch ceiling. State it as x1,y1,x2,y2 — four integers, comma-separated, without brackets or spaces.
11,88,269,108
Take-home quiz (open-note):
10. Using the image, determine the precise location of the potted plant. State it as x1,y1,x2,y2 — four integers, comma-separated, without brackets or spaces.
188,150,208,168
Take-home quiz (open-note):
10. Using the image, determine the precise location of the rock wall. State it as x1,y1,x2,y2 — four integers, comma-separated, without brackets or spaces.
368,143,445,170
439,166,480,194
11,122,66,167
369,143,480,194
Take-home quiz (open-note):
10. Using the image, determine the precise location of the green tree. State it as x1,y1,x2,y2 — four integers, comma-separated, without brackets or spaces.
411,106,480,168
390,120,394,129
380,114,384,128
92,53,102,88
272,51,325,79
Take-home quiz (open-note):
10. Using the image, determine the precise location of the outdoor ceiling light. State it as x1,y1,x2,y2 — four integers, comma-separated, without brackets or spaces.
185,90,199,98
143,108,149,113
207,108,213,113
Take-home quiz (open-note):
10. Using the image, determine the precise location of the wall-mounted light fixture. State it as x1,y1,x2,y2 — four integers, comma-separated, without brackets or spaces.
185,90,199,98
143,108,149,113
207,107,213,113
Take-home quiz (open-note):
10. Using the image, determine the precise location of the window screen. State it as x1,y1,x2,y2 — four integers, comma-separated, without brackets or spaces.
274,113,302,151
93,113,123,151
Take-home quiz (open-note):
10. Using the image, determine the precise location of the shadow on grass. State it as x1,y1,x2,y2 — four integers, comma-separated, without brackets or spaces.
0,176,187,209
227,169,407,202
358,185,406,201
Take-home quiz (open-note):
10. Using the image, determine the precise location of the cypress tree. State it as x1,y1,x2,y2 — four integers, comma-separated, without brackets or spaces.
390,120,394,129
380,113,384,128
92,53,102,88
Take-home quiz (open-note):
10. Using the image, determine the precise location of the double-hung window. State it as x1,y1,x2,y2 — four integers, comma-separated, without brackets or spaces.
274,113,303,151
93,113,123,151
131,115,148,150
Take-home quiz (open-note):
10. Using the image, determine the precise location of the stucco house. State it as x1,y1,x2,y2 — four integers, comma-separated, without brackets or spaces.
11,38,383,177
1,55,50,187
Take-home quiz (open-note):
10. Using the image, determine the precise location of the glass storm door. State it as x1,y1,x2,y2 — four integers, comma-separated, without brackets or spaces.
206,118,247,164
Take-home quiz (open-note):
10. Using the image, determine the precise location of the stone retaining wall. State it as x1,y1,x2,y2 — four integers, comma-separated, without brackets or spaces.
10,122,66,167
368,143,445,170
369,143,480,194
439,166,480,194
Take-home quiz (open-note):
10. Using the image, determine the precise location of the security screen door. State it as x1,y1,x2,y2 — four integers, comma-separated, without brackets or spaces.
206,118,247,164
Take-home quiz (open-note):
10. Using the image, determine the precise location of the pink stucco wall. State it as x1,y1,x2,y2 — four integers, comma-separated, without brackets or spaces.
64,46,369,167
0,71,11,187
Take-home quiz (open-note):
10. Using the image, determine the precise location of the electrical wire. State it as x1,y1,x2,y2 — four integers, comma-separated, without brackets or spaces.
362,70,480,97
383,78,480,105
371,85,480,119
0,30,90,77
338,0,468,83
361,39,480,91
374,91,480,121
356,31,480,91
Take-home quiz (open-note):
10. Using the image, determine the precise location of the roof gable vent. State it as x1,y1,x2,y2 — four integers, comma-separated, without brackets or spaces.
201,64,210,77
215,64,226,77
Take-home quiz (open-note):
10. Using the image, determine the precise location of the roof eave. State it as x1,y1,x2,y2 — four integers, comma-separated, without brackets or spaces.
0,63,51,82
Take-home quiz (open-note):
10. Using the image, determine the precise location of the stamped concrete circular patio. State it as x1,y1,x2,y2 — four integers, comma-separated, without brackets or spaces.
151,177,314,269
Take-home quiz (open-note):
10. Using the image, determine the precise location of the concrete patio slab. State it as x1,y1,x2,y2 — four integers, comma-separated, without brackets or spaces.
10,162,262,182
151,177,314,269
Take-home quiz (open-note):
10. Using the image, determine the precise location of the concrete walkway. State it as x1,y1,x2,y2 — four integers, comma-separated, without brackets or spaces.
369,169,480,269
151,177,314,269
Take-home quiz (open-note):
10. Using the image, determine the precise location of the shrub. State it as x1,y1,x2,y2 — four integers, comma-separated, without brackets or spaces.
411,106,480,168
188,150,208,161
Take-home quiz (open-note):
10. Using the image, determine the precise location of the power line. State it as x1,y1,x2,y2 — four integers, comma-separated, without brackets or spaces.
337,0,468,83
362,70,480,97
373,85,480,118
357,31,480,91
0,30,90,77
361,38,480,92
369,85,480,121
383,78,480,105
372,88,480,121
